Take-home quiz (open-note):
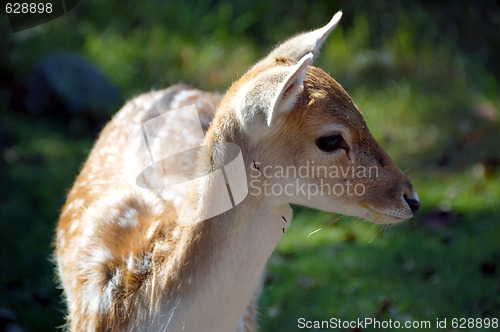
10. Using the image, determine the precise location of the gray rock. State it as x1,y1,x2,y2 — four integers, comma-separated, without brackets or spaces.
24,52,122,119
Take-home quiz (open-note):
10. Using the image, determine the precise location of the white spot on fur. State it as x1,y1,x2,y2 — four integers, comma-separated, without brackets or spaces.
147,220,159,240
170,90,199,109
69,221,79,234
171,228,180,240
118,208,139,228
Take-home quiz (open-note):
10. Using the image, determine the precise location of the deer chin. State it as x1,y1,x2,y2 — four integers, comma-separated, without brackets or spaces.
291,196,410,225
361,203,412,224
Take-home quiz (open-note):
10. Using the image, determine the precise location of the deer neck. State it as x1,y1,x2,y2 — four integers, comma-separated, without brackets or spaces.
152,113,292,332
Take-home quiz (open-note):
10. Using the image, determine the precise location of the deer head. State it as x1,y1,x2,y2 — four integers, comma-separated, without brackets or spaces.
213,11,419,224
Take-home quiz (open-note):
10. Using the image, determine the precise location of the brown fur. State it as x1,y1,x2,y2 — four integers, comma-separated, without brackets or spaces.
55,86,223,330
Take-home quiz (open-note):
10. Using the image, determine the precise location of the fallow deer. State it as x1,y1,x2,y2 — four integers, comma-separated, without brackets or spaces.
55,11,419,331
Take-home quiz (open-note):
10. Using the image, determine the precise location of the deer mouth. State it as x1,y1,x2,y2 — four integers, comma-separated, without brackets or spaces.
361,203,411,224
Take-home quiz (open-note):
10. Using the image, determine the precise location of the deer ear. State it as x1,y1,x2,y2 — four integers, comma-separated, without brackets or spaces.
259,11,342,65
234,53,313,135
266,53,313,126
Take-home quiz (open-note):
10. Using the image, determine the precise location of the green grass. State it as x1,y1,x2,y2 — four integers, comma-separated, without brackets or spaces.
1,0,499,330
261,171,500,331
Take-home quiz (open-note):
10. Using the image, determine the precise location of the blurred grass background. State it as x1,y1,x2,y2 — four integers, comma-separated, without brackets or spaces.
1,0,499,331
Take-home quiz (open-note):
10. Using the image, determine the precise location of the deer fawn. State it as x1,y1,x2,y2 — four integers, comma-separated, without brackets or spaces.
55,12,419,331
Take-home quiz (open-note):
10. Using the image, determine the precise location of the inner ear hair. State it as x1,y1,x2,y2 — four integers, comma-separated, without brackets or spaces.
267,53,313,126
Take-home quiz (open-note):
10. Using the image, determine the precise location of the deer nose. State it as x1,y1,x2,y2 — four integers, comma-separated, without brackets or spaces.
403,193,420,214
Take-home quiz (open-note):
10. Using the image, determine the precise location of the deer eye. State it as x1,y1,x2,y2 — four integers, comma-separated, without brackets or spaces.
316,134,344,153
